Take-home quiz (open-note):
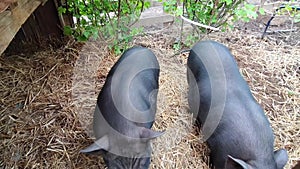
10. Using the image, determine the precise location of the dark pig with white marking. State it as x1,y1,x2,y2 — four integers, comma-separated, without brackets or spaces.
81,46,163,169
187,40,288,169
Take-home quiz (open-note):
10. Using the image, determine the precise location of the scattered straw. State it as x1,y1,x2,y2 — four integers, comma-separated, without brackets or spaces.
0,23,299,169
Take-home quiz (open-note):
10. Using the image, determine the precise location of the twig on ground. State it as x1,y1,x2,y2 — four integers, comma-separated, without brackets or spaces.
266,29,297,34
180,15,220,31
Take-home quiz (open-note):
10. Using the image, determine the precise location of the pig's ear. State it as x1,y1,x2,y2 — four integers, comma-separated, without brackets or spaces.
274,149,288,169
139,127,165,139
225,155,249,169
80,135,109,153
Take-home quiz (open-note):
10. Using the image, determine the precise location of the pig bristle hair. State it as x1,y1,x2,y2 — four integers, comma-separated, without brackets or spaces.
0,23,299,169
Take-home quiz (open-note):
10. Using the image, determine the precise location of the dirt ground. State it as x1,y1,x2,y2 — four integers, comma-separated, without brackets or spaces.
0,15,299,169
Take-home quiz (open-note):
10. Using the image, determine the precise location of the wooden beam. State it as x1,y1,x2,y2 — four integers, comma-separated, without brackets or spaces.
0,0,18,13
0,0,45,55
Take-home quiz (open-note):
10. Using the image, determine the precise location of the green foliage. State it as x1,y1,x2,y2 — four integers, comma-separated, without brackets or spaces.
234,2,258,22
185,34,198,47
259,8,265,15
160,0,265,47
287,90,295,96
59,0,150,54
173,43,181,50
276,2,300,23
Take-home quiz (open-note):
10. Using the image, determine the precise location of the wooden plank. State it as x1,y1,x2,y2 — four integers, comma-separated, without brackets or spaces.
20,12,41,41
0,0,17,13
0,0,43,55
34,0,62,38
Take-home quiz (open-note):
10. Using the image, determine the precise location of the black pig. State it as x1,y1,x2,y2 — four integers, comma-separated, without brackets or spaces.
81,46,163,169
187,40,288,169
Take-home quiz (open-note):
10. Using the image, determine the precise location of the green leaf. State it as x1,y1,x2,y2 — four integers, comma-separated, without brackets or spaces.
173,43,181,50
259,8,265,15
114,46,122,55
83,31,90,39
63,26,73,36
225,0,233,4
144,1,151,8
175,8,183,16
287,90,295,96
77,34,89,41
58,6,66,14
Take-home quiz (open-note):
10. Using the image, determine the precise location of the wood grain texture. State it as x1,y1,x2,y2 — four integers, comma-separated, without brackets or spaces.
0,0,43,55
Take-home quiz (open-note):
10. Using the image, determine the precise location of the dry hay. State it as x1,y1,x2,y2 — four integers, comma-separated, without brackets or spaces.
0,25,299,169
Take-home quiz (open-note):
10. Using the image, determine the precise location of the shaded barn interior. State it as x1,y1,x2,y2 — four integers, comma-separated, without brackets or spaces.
0,0,73,56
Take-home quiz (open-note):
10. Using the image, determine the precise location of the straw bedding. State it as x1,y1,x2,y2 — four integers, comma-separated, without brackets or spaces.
0,25,299,169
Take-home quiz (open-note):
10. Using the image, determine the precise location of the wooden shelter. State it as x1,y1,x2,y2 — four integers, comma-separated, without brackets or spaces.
0,0,73,55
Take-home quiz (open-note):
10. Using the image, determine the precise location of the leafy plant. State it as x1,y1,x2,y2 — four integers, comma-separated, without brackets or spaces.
173,43,181,50
58,0,150,54
276,2,300,23
234,2,259,22
185,34,198,47
159,0,264,47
